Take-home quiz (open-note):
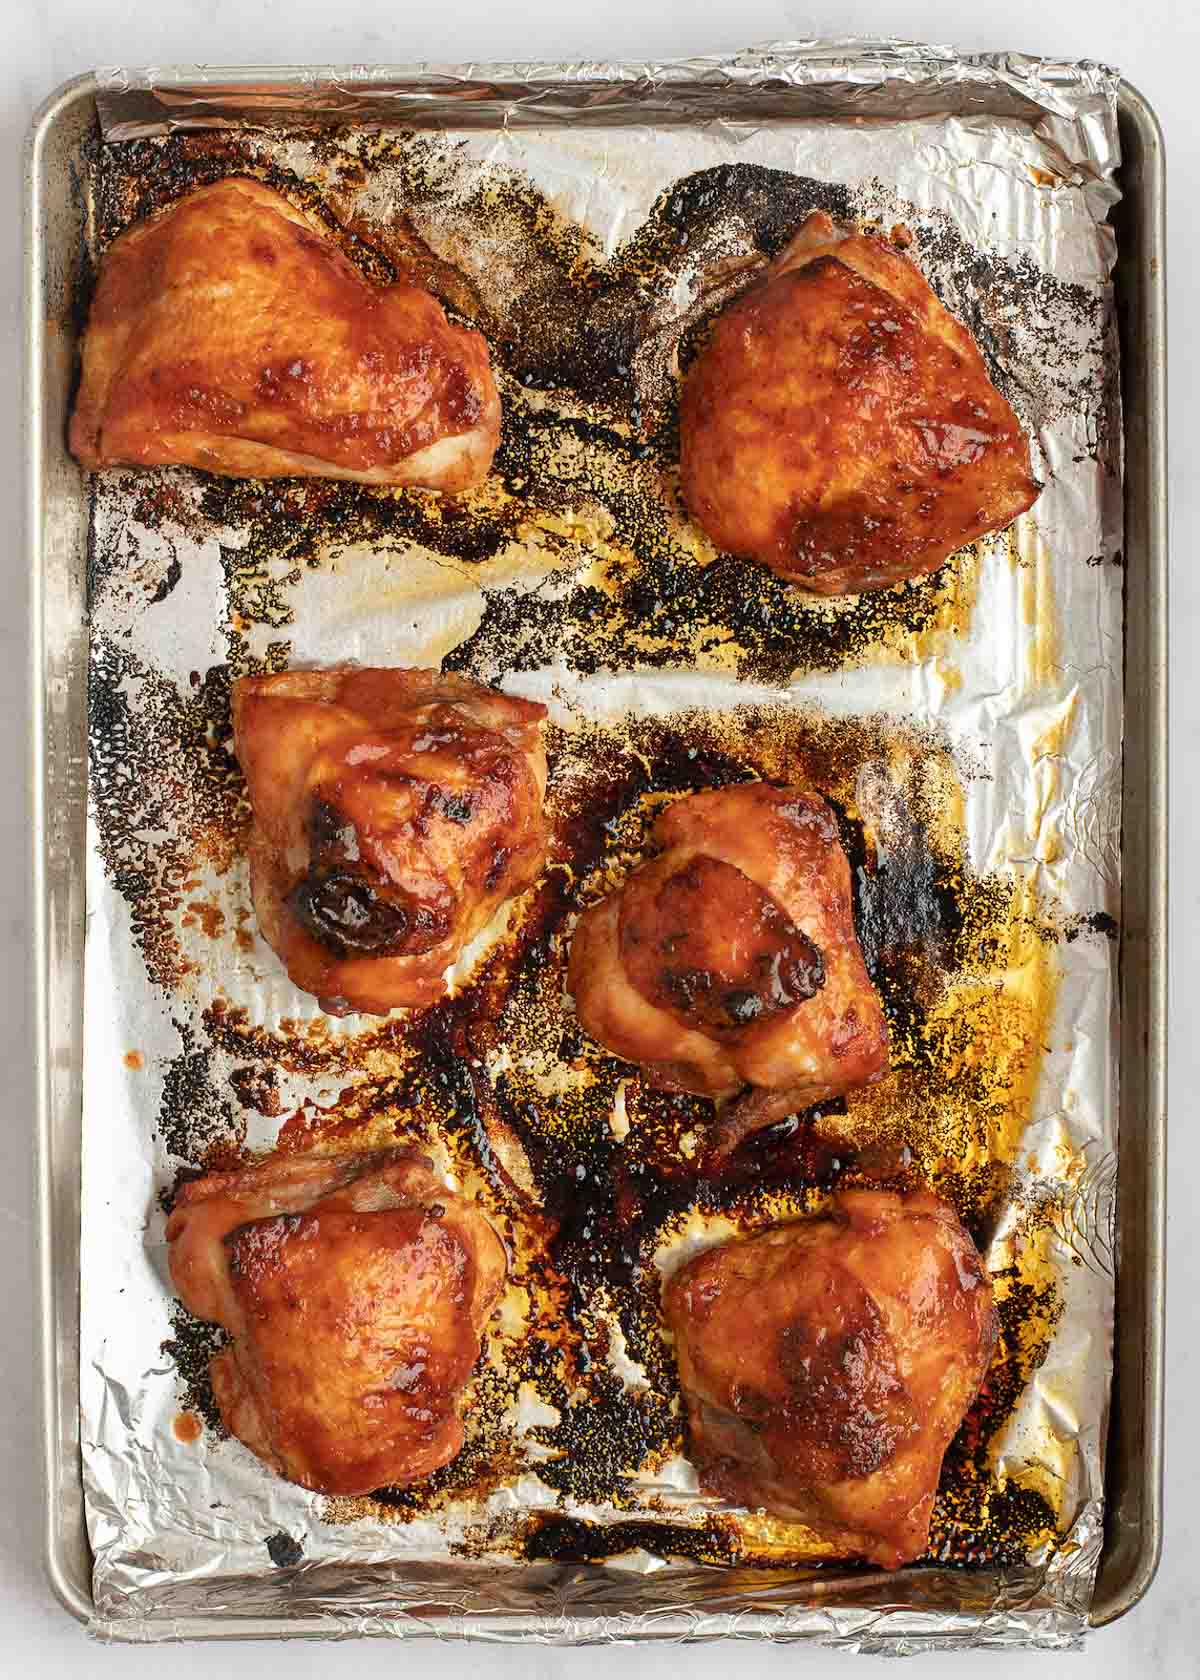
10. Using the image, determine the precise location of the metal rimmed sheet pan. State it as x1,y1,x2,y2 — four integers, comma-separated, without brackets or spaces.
26,45,1166,1646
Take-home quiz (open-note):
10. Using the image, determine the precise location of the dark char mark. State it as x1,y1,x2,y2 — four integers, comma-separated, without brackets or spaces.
87,134,1106,686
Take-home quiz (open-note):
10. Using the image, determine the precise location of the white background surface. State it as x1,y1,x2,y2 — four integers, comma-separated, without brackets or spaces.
3,0,1190,1672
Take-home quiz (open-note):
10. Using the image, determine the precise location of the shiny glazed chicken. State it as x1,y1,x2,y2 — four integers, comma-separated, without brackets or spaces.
662,1188,998,1566
567,782,888,1156
679,210,1041,594
166,1148,507,1495
232,667,548,1015
69,178,501,489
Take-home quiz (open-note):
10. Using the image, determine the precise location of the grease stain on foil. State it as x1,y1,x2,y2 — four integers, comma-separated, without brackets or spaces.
156,703,1073,1567
78,86,1122,1624
86,123,1105,687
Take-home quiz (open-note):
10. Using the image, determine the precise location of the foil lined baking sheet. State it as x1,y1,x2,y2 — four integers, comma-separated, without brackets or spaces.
78,42,1123,1651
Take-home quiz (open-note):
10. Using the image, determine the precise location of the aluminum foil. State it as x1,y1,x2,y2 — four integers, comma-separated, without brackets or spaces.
78,42,1123,1651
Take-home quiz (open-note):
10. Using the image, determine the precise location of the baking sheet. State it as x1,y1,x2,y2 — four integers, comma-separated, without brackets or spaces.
77,45,1123,1650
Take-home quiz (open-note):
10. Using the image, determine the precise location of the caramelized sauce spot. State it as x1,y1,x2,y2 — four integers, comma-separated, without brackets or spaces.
619,853,824,1034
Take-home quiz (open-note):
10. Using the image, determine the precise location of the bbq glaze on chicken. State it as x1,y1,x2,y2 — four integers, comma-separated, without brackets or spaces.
679,210,1041,595
166,1148,507,1496
662,1188,997,1566
70,178,500,490
567,783,887,1156
232,667,547,1015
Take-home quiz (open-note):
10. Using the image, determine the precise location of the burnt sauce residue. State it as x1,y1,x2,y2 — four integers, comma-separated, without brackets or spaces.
159,704,1079,1571
82,125,1111,1578
85,128,1109,686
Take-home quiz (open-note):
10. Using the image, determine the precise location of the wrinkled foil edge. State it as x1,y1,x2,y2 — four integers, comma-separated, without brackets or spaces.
92,38,1120,187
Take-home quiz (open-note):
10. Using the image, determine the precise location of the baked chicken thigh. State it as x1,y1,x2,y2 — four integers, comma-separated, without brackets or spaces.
567,783,888,1155
166,1148,507,1495
663,1188,997,1566
679,210,1040,594
70,178,500,489
232,667,547,1015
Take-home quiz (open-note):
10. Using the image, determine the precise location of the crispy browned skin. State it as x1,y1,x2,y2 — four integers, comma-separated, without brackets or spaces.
679,211,1041,595
69,178,500,490
662,1188,998,1566
567,783,888,1153
166,1149,507,1496
232,667,548,1015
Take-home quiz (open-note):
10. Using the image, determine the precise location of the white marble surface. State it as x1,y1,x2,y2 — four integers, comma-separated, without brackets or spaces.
4,0,1190,1670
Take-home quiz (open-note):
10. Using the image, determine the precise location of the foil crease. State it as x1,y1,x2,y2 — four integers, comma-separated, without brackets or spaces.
78,41,1123,1652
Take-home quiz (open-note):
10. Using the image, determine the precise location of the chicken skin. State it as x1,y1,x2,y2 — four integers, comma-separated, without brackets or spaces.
663,1188,997,1566
69,178,500,490
164,1149,504,1491
567,783,888,1156
166,1148,507,1496
679,210,1040,595
232,667,548,1015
